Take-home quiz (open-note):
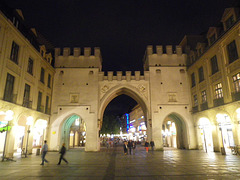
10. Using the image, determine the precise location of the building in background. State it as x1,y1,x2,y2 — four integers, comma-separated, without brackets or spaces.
128,105,146,141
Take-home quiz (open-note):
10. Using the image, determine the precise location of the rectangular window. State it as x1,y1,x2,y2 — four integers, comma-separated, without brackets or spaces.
232,72,240,93
40,67,45,83
215,83,223,99
198,66,204,82
45,96,49,114
47,74,51,88
191,73,196,87
23,84,31,107
227,40,239,64
201,90,207,103
209,34,216,45
27,58,34,75
225,15,234,29
37,91,42,112
210,55,219,75
10,41,19,64
3,73,15,102
193,94,198,106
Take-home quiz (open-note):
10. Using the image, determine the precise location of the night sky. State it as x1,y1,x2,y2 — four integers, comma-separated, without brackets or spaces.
4,0,238,116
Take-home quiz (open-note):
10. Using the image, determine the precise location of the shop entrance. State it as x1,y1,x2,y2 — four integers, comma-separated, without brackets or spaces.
61,115,86,149
162,113,187,149
198,118,213,152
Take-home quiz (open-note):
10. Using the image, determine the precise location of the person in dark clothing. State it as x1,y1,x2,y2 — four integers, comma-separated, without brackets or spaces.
145,141,149,153
57,143,68,165
123,141,128,155
150,140,155,151
127,140,133,155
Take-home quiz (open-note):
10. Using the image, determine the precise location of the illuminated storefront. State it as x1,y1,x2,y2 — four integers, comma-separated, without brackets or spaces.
162,120,177,148
216,114,234,154
32,119,48,147
198,118,213,153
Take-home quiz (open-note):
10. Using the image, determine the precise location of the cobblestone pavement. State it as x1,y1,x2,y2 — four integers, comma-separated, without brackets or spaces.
1,145,240,180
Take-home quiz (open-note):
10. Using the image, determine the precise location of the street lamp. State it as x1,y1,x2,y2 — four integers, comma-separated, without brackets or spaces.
2,110,14,162
25,116,33,158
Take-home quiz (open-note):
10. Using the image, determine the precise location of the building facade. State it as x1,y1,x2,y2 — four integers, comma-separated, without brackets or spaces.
0,4,240,158
0,5,55,158
180,7,240,154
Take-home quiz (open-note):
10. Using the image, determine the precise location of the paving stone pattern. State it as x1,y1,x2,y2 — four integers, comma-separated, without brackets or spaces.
1,145,240,180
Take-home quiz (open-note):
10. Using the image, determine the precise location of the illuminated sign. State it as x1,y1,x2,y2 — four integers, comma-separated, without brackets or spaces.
126,113,129,132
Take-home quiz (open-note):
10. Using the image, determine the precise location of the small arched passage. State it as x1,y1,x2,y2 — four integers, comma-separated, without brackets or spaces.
98,86,150,136
162,113,188,149
60,114,83,150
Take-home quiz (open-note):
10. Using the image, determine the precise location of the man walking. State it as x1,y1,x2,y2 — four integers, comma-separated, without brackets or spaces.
57,143,68,165
150,140,155,151
128,140,133,155
40,140,49,165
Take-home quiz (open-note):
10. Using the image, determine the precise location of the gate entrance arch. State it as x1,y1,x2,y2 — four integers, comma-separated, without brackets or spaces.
162,113,188,149
98,86,150,138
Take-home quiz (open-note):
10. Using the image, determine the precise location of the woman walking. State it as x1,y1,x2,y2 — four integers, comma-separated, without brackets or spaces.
145,141,149,153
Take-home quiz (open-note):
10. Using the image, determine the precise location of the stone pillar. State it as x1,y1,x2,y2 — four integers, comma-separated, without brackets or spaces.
4,124,16,158
152,114,163,151
212,123,220,152
85,117,99,151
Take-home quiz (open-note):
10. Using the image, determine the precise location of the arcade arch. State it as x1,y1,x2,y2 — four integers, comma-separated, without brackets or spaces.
162,113,188,149
60,114,86,149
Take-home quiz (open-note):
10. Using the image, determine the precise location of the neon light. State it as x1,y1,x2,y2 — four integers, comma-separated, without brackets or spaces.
126,113,129,132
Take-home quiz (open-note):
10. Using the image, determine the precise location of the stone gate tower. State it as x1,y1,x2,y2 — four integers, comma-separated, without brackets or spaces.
48,45,197,151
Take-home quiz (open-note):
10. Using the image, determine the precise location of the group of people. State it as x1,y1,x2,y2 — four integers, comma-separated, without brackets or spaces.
40,140,68,165
144,140,155,152
123,140,136,155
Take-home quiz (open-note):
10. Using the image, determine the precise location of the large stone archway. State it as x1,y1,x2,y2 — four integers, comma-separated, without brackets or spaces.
98,85,151,136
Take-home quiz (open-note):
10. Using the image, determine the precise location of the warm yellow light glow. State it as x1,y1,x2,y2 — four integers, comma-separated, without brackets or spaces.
26,116,34,125
4,110,14,121
199,117,210,126
0,111,5,115
236,108,240,114
6,110,14,117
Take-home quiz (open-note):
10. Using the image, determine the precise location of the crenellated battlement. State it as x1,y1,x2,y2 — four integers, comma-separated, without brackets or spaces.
146,45,183,56
55,47,102,70
143,45,187,71
55,47,101,57
99,71,149,81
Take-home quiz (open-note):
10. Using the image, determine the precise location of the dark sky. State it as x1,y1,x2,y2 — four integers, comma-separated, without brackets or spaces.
5,0,237,72
4,0,238,116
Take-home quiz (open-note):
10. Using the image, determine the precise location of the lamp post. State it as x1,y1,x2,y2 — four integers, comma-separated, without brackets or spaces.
25,116,33,158
2,110,14,162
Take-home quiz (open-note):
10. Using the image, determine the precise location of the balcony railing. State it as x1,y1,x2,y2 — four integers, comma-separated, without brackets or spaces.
45,108,51,115
192,106,199,113
22,99,32,109
232,91,240,101
3,94,17,104
200,102,208,111
37,105,44,113
213,98,224,107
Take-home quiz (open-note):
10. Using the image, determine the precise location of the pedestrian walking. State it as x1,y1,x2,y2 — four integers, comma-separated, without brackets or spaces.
128,140,133,155
40,140,49,165
123,141,128,155
145,141,149,153
132,141,136,154
150,140,155,151
57,143,68,165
